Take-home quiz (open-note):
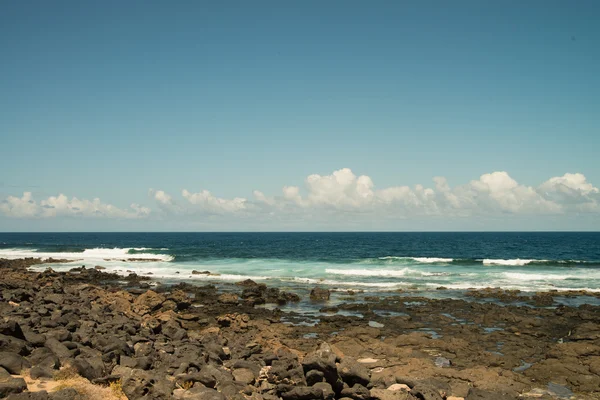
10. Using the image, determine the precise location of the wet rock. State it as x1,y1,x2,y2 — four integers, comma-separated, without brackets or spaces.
546,382,575,399
310,287,330,301
235,279,258,286
219,293,239,304
532,292,554,307
434,357,451,368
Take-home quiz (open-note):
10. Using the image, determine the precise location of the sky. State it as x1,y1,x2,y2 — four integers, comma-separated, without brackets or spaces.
1,0,599,231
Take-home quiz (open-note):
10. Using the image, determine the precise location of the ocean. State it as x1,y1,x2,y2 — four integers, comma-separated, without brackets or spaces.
1,232,600,298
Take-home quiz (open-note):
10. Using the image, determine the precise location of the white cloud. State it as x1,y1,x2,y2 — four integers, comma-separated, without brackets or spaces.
181,189,248,214
149,168,599,221
151,189,173,206
0,192,150,219
8,169,594,223
451,171,562,214
538,173,600,212
0,192,39,218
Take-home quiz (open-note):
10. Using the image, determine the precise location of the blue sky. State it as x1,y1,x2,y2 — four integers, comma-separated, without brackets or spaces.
1,1,599,231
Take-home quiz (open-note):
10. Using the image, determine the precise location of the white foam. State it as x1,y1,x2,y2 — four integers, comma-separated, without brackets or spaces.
502,272,571,281
289,276,401,288
0,248,173,262
412,257,454,263
326,268,414,277
482,259,542,266
378,256,453,263
325,268,445,278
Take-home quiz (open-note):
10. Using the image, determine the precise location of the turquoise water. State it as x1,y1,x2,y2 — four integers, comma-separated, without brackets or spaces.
1,232,599,294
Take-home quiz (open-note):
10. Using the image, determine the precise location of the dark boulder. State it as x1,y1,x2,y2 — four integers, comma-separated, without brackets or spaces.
0,321,26,341
132,290,165,315
306,369,325,386
465,387,515,400
48,388,83,400
0,334,30,355
340,384,370,400
44,338,72,361
0,352,32,374
0,370,27,398
313,382,335,400
173,386,226,400
310,287,330,301
409,384,444,400
177,365,234,389
6,392,49,400
280,386,325,400
269,357,306,386
302,343,341,391
29,366,54,379
337,358,370,387
72,357,105,381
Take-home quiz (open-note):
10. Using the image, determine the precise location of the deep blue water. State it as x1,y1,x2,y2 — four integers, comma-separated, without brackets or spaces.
1,232,600,293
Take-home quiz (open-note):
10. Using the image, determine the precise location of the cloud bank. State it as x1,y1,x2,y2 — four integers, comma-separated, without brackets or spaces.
2,170,599,224
0,192,150,219
152,169,599,219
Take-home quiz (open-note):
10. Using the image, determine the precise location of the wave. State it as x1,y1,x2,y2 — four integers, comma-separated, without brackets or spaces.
377,256,453,264
325,268,446,277
375,256,600,267
502,272,575,281
483,259,542,266
0,247,173,262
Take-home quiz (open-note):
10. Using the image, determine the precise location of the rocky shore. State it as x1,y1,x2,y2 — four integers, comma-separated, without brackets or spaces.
1,258,599,400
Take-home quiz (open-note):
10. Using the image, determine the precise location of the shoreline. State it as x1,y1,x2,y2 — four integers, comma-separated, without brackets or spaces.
1,258,599,399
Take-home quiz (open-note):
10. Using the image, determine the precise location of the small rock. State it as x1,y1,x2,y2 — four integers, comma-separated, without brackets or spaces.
233,368,255,385
434,357,451,368
387,384,410,392
310,287,331,301
218,293,239,304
